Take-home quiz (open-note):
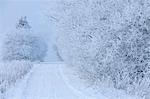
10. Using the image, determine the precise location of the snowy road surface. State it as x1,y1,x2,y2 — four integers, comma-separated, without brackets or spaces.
5,63,141,99
6,63,107,99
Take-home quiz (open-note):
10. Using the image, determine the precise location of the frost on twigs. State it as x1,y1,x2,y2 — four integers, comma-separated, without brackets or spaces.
50,0,150,98
0,61,32,97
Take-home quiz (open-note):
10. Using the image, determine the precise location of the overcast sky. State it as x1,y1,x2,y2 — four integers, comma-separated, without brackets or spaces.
1,1,49,33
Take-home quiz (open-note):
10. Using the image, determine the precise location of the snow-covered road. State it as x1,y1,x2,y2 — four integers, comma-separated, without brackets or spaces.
23,63,89,99
5,63,141,99
6,63,107,99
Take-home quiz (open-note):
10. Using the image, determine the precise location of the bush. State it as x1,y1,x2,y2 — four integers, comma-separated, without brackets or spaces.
0,61,32,94
49,0,150,97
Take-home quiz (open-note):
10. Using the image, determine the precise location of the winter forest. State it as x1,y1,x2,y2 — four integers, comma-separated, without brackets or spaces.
1,0,150,99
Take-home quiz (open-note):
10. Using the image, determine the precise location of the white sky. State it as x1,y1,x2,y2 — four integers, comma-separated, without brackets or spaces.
1,1,49,33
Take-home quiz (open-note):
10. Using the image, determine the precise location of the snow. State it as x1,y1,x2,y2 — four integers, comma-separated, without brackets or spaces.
0,0,60,62
5,63,142,99
0,1,150,99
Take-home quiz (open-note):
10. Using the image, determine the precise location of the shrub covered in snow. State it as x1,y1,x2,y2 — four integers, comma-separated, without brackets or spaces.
0,60,32,94
49,0,150,98
2,17,47,62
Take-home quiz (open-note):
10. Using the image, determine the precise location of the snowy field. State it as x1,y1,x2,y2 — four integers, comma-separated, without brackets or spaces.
4,63,142,99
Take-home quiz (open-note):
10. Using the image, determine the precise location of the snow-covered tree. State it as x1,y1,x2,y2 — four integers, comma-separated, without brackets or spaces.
2,16,47,62
48,0,150,98
0,16,48,98
16,16,31,29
